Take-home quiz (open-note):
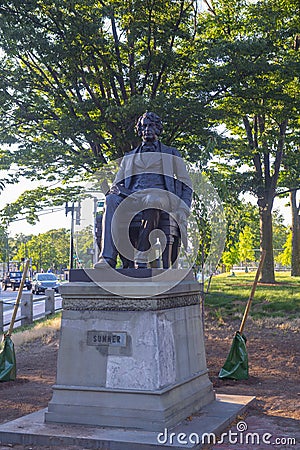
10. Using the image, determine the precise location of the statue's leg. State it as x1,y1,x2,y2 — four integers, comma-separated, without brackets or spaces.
95,194,123,268
171,236,181,268
135,208,161,268
162,235,174,269
120,226,138,268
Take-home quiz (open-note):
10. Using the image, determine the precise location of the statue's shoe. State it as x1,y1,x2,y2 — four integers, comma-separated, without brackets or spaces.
136,263,147,269
94,257,116,269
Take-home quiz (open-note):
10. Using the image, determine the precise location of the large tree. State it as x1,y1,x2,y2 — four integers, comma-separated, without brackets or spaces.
0,0,217,224
0,226,9,265
289,190,300,276
197,0,300,282
13,228,69,271
279,145,300,276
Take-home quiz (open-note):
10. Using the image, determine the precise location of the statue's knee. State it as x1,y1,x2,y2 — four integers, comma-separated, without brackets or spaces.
106,193,122,208
143,193,168,209
142,194,153,207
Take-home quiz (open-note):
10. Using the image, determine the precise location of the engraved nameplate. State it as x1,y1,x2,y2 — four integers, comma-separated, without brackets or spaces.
87,331,127,347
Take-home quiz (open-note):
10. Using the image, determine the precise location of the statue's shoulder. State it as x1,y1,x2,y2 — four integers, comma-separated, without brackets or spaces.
160,143,181,157
124,146,142,159
124,147,139,156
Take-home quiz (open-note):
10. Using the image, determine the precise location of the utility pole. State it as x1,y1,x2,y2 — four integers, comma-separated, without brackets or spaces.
93,197,105,266
93,198,99,266
70,204,75,269
39,242,42,272
5,232,9,272
66,202,75,269
65,201,82,269
66,197,101,269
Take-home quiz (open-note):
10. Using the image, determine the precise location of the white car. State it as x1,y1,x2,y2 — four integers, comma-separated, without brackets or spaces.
31,273,60,294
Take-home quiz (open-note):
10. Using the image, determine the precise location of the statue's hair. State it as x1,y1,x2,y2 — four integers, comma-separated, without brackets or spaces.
135,112,163,137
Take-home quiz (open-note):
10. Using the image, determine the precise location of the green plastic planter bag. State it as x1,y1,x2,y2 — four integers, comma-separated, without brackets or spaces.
0,259,30,382
218,332,248,380
219,251,266,381
0,335,16,382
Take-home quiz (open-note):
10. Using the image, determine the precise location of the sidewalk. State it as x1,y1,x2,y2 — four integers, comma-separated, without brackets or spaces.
210,406,299,450
0,407,299,450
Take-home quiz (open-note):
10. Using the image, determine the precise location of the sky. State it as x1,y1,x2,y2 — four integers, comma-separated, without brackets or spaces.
0,177,98,237
0,177,292,238
244,193,291,225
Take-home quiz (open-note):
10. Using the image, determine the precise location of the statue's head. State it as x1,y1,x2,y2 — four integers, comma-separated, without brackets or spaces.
135,112,163,139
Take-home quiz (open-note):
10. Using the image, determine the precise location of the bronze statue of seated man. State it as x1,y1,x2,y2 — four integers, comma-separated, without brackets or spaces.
94,111,192,269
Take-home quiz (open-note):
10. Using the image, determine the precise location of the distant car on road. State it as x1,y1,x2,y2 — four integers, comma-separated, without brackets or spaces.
1,271,32,291
31,273,60,294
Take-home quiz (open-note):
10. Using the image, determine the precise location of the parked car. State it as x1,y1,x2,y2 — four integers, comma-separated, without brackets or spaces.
31,273,60,294
1,271,32,291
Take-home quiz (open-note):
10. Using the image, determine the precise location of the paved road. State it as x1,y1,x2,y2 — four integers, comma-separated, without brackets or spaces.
1,289,62,331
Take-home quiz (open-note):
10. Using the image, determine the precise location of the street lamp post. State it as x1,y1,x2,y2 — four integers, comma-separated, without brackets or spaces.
65,201,81,270
39,242,42,272
69,203,75,269
5,232,9,272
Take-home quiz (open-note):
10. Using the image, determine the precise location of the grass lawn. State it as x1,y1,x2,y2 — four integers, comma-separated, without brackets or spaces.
11,272,299,343
205,271,300,321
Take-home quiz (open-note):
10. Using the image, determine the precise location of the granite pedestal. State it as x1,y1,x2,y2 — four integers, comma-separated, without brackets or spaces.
45,269,215,431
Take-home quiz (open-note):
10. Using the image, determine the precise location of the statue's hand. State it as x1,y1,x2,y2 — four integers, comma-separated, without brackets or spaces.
109,185,119,195
176,212,188,227
176,205,190,223
175,209,189,249
109,184,133,198
132,190,170,210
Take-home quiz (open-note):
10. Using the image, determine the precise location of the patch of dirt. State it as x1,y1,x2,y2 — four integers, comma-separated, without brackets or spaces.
205,318,299,421
0,336,59,424
0,317,299,449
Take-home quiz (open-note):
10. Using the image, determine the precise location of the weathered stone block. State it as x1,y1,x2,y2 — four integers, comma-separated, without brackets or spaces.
45,271,214,431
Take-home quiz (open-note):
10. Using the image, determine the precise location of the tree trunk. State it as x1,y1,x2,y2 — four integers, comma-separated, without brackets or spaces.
260,207,275,283
290,190,300,276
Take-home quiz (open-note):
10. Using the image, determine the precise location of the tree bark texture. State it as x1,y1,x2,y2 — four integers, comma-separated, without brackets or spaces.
260,208,275,283
290,190,300,276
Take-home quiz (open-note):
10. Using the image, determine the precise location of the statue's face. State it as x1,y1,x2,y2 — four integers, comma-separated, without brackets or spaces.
140,117,158,142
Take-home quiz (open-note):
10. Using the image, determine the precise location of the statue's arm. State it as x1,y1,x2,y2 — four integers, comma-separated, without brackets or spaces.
112,156,125,187
108,155,133,198
172,149,193,211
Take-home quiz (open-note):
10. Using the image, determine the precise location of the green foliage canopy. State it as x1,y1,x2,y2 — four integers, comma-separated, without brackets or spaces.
196,0,300,282
198,0,300,202
13,228,70,271
0,0,214,179
0,0,221,223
